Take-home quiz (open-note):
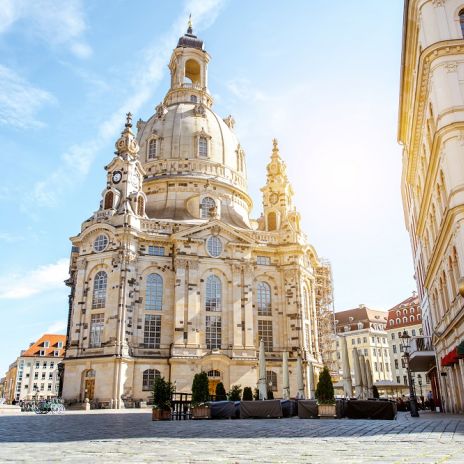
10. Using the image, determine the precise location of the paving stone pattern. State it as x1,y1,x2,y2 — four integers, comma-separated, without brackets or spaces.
0,410,463,463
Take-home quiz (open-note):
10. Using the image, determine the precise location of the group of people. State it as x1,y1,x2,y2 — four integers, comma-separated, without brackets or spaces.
395,391,435,411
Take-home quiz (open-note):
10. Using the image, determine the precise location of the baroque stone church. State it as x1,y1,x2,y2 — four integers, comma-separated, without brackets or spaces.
62,23,334,407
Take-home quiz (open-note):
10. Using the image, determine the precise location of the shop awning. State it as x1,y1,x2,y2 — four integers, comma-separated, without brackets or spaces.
441,347,459,367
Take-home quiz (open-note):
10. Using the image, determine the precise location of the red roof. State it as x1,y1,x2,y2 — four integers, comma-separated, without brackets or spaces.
21,334,66,358
387,294,422,330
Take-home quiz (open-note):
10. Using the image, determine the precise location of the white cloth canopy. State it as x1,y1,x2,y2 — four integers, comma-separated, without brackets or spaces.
340,336,353,398
352,348,363,399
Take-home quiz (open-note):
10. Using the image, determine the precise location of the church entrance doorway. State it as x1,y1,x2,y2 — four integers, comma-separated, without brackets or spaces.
83,369,96,401
207,369,221,396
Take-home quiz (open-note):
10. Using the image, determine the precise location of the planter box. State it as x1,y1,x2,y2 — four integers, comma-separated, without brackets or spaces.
318,403,336,418
191,405,211,419
152,408,171,421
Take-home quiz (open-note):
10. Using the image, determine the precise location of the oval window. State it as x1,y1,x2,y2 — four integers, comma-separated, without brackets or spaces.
206,236,222,257
93,234,109,252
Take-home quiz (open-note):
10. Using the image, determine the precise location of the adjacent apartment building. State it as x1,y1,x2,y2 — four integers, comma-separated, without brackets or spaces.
398,0,464,412
334,306,393,383
5,334,66,402
386,293,431,398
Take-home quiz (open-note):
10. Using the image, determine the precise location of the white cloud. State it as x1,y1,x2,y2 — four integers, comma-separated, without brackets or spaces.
0,258,68,300
46,320,67,334
0,65,55,128
28,0,226,209
0,0,91,58
0,232,24,243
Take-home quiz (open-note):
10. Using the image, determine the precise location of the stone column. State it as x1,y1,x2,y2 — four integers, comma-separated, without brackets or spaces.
173,258,187,345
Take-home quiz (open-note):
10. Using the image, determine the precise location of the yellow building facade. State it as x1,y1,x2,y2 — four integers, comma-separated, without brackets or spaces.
399,0,464,413
62,25,333,407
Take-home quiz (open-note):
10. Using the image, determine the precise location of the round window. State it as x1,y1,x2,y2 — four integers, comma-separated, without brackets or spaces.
93,234,109,252
206,236,222,257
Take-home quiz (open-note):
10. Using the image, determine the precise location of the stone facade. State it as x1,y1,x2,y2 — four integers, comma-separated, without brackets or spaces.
62,25,333,407
399,0,464,413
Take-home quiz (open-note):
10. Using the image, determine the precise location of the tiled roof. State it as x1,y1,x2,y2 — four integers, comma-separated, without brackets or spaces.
334,306,388,333
387,294,422,329
21,334,66,358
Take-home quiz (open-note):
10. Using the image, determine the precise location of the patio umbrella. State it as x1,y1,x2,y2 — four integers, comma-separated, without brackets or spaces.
296,352,305,399
257,338,268,400
365,358,374,398
282,351,290,400
352,348,363,398
307,361,315,400
340,336,353,398
359,354,368,400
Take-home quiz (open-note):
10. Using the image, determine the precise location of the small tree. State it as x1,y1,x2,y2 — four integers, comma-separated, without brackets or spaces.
372,385,380,399
152,376,174,411
267,390,274,399
253,388,260,400
191,372,210,406
215,382,227,401
242,386,253,401
228,384,242,401
315,367,335,404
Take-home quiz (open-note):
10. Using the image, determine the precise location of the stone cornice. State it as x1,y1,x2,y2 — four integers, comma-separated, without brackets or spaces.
404,40,464,184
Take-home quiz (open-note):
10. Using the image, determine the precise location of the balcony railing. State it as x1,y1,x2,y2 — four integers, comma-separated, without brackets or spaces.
410,336,433,354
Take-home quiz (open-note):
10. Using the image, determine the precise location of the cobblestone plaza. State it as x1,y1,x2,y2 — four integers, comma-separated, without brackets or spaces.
1,411,464,463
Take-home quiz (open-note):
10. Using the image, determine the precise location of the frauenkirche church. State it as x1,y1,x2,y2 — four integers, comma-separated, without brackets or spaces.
62,23,334,407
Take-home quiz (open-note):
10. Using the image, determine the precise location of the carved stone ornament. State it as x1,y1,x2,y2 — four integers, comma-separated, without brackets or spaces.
432,0,446,6
122,250,138,264
76,258,87,270
445,62,458,73
174,257,187,269
155,103,168,119
223,115,235,129
211,225,221,236
187,259,199,270
193,103,206,117
284,269,296,284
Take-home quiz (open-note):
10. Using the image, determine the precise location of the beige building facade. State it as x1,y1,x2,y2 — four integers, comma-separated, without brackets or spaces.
399,0,464,413
62,25,333,407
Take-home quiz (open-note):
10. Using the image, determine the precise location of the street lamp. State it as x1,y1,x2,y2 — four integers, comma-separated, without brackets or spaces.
399,330,420,417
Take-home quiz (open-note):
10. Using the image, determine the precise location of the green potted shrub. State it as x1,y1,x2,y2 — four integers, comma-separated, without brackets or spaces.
152,376,174,421
242,387,253,401
267,389,274,399
228,384,242,401
253,388,260,400
215,382,227,401
191,372,211,419
315,366,336,418
373,385,380,399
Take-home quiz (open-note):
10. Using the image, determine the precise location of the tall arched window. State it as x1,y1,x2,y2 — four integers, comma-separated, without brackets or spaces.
148,139,157,160
145,273,163,310
266,371,277,392
104,191,114,210
257,282,271,316
268,212,277,231
201,197,215,219
460,10,464,37
205,275,221,311
137,196,144,216
198,136,208,157
92,271,107,309
142,368,160,391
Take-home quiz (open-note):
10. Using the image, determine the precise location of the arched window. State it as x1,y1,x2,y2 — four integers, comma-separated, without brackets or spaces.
358,322,363,329
403,317,408,323
146,273,163,310
92,271,107,309
410,315,415,322
198,136,208,157
142,368,160,391
201,197,215,219
148,139,157,160
257,282,271,316
137,196,144,216
266,371,277,392
104,191,114,210
205,275,221,311
418,313,421,320
268,212,277,231
390,320,394,326
460,9,464,37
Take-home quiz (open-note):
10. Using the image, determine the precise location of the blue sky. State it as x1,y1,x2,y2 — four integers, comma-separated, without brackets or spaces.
0,0,411,375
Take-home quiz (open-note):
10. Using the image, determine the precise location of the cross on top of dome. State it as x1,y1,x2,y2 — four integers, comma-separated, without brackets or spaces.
177,15,204,50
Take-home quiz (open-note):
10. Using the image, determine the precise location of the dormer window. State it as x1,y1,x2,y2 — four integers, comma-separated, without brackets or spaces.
148,138,157,160
199,136,208,158
44,341,50,348
201,197,216,219
57,341,63,349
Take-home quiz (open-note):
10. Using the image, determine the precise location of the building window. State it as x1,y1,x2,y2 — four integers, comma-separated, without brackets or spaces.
352,339,355,345
34,372,38,380
47,384,52,391
92,271,107,309
145,273,163,310
205,275,222,311
44,341,50,348
144,315,161,348
266,371,278,392
403,375,407,385
90,313,105,348
257,256,271,265
394,359,399,369
391,333,395,340
142,368,161,391
267,212,277,231
374,362,378,371
104,191,114,210
357,338,361,344
42,362,47,368
206,236,222,257
50,362,54,369
57,342,63,349
396,376,400,383
39,350,45,356
363,337,367,343
364,349,368,356
53,351,59,357
49,373,53,380
358,323,363,330
198,136,208,157
258,320,273,351
201,197,216,219
35,362,39,369
257,282,272,316
190,95,198,103
148,246,164,256
371,337,375,343
206,315,221,349
93,234,109,252
148,139,157,160
412,329,416,336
